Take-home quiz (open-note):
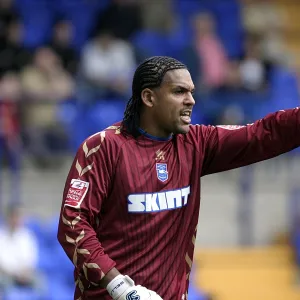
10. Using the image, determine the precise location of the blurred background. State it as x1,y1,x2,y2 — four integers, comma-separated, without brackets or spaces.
0,0,300,299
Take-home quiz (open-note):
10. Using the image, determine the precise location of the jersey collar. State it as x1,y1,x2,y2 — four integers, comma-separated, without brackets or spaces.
138,128,173,141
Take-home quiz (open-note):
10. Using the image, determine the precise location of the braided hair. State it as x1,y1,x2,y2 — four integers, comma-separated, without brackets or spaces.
121,56,187,137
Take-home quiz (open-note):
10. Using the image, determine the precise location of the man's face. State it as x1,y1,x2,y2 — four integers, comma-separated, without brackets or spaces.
147,69,195,137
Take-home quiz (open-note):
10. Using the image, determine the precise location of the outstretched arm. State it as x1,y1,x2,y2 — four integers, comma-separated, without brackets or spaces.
200,108,300,176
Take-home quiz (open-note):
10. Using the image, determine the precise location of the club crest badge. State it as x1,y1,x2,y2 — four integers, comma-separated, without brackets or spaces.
156,163,168,182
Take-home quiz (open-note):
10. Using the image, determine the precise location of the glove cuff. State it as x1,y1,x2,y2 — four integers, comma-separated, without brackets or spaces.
106,275,135,299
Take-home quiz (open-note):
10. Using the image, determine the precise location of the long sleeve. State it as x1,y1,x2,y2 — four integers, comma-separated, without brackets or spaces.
201,108,300,176
57,131,116,290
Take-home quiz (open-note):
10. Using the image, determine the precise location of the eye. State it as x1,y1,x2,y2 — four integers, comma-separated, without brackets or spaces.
174,89,184,95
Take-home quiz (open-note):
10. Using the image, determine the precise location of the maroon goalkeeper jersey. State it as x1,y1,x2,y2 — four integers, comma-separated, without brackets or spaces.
58,108,300,300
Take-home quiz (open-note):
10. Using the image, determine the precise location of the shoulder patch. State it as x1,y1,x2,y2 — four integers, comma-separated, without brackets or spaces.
64,179,89,209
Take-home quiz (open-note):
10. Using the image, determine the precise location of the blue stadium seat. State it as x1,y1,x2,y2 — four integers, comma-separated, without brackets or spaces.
167,19,193,59
173,0,243,59
55,0,109,11
57,98,125,151
253,67,300,156
24,216,47,248
131,30,170,59
191,107,205,125
56,99,84,151
45,280,73,300
15,0,54,48
210,0,244,58
173,0,209,17
188,268,210,300
295,233,300,266
38,245,58,275
188,283,209,300
43,215,60,246
56,99,78,129
54,0,100,52
269,67,300,109
255,67,300,119
3,287,40,300
87,99,125,133
38,216,74,289
39,243,74,290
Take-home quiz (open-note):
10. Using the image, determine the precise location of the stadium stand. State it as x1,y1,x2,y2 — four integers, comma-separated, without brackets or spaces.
1,0,300,299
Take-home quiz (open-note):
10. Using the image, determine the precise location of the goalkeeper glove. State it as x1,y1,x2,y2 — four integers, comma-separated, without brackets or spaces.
106,275,163,300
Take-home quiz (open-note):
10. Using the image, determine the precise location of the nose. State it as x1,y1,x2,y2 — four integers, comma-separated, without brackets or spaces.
184,92,195,106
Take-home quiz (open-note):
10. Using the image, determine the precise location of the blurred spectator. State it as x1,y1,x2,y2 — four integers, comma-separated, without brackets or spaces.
140,0,174,33
20,47,74,167
95,0,142,40
181,12,242,126
0,72,22,203
241,0,287,65
77,30,136,103
0,204,40,299
0,15,32,76
239,32,271,92
0,0,17,45
49,19,78,75
21,47,74,101
182,12,238,92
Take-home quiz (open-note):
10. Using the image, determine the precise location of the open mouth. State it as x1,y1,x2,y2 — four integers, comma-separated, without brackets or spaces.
180,110,192,124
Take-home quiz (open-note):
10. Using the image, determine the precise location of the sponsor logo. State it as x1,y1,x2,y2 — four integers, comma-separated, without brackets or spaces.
127,186,190,213
64,179,89,209
111,281,125,296
156,163,168,182
126,291,140,300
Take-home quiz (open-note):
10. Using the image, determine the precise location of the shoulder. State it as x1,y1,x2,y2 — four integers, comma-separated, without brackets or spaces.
175,124,218,154
179,124,212,143
78,122,131,158
85,122,127,144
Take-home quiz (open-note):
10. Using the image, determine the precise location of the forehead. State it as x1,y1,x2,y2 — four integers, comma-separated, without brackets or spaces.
161,69,194,89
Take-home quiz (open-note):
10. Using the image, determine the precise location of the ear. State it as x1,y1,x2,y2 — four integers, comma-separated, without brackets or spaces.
141,88,155,108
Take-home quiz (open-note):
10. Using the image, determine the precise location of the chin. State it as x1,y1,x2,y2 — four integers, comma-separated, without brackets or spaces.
176,124,191,134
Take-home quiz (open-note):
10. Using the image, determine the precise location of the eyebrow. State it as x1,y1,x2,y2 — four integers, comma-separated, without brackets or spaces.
172,84,195,92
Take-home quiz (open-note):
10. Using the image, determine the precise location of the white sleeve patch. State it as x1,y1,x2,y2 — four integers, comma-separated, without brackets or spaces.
216,125,245,130
64,179,90,209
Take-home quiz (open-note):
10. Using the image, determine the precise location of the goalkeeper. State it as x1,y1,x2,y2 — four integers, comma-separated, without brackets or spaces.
58,56,300,299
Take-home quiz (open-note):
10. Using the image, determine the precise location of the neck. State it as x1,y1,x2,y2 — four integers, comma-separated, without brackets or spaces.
139,114,172,140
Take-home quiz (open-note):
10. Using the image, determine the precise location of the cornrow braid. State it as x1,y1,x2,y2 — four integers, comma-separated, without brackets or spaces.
121,56,187,137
